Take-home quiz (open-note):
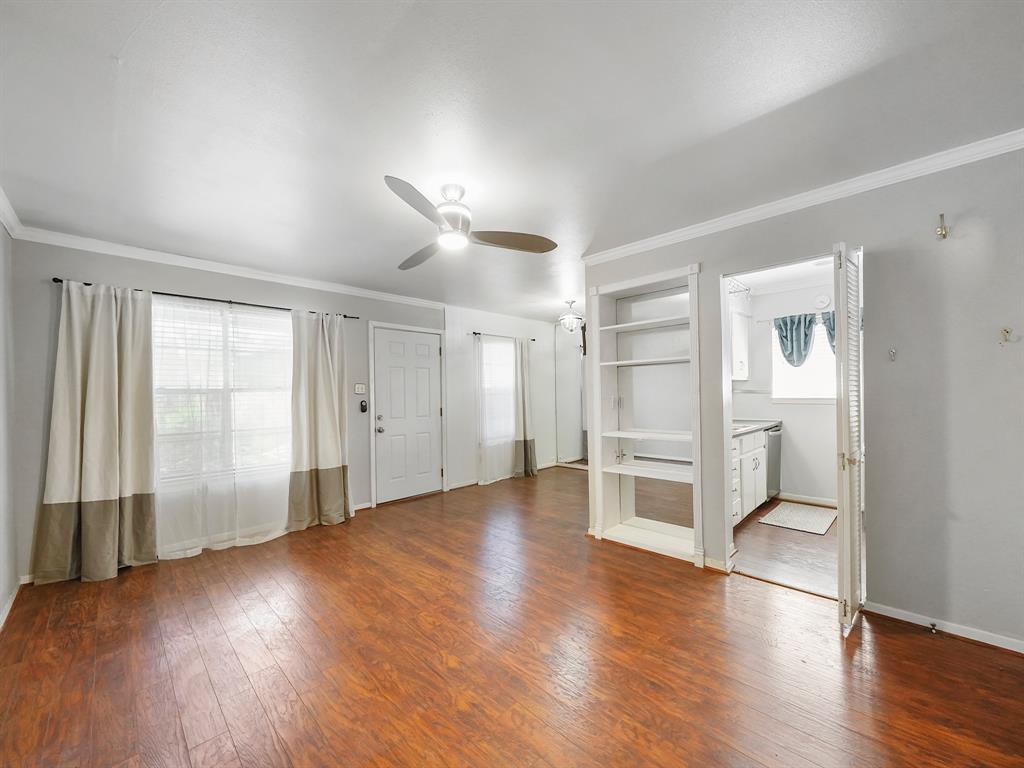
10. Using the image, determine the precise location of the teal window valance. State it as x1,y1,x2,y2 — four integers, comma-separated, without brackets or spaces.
773,314,817,367
822,310,836,353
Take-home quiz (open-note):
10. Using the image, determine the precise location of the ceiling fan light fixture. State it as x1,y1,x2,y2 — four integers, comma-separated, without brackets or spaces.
437,199,472,233
437,230,469,250
559,300,584,333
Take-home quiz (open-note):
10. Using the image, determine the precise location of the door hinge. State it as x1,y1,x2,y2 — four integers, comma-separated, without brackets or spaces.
440,407,443,417
440,467,444,477
838,452,847,471
836,252,843,270
841,599,849,619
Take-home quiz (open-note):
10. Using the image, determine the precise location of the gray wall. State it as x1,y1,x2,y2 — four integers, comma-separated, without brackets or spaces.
0,227,17,617
10,240,443,579
587,151,1024,644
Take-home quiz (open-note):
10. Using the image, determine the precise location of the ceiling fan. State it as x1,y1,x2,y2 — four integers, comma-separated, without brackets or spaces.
384,175,557,270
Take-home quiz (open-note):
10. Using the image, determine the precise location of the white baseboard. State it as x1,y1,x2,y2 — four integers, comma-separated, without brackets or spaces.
556,462,588,471
0,584,19,634
447,479,478,491
19,574,32,585
777,492,837,508
538,461,557,470
692,547,705,568
864,601,1024,654
705,557,732,573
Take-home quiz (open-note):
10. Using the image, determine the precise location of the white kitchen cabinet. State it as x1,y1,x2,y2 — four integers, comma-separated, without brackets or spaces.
741,453,756,515
752,446,768,507
730,311,750,381
731,458,742,524
733,432,770,523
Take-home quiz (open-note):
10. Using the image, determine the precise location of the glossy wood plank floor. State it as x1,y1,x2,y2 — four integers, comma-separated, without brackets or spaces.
2,468,1023,767
733,498,838,598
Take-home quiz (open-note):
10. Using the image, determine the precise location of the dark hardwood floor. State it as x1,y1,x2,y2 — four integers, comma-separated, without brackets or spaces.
733,498,838,597
633,476,694,528
1,468,1022,767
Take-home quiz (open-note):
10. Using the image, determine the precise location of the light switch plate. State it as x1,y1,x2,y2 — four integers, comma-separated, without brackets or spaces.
354,383,367,395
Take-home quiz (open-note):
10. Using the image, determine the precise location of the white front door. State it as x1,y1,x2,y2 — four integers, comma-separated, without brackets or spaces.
373,327,443,503
834,242,866,632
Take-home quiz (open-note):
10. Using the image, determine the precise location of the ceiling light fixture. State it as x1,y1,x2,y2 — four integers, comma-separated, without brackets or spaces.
437,230,469,250
559,300,584,333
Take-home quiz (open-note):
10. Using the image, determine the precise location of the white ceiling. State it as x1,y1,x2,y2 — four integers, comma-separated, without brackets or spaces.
734,258,834,297
2,1,1021,319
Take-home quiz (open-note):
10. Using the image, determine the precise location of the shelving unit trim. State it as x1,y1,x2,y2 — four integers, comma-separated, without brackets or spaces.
599,315,690,333
601,429,693,442
599,356,690,367
602,459,695,483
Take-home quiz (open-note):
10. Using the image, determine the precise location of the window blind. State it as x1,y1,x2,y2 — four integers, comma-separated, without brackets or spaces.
152,295,293,481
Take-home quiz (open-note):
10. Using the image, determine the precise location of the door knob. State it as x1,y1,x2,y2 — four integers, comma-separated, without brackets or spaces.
376,426,385,433
376,414,384,421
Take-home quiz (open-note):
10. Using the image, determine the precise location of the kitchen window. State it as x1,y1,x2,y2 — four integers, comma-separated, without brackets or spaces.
770,322,836,402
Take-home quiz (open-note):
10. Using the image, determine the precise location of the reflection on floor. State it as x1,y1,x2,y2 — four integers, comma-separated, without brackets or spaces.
633,477,694,528
733,497,837,597
2,469,1022,765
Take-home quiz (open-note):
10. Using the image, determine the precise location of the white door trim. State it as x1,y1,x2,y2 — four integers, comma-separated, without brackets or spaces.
368,321,448,508
719,250,838,577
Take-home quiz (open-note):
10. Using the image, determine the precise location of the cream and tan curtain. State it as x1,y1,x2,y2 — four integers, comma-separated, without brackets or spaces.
288,312,351,530
513,338,537,477
477,335,536,484
33,281,156,583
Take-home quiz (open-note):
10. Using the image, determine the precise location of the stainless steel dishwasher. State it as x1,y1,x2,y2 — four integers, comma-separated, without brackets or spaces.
766,426,782,498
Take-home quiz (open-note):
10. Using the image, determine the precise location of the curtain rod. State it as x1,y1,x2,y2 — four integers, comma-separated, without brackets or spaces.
471,331,536,341
50,278,359,319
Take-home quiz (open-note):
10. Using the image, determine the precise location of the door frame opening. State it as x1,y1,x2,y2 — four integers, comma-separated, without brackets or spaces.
718,244,865,631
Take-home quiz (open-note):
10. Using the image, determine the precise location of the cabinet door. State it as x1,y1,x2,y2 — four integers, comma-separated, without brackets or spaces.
753,447,768,506
741,455,756,515
731,312,750,381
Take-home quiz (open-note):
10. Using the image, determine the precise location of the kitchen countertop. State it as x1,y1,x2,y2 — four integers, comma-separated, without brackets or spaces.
731,420,782,438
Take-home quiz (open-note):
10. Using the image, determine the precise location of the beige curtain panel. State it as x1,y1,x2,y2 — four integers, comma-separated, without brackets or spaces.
33,281,156,584
513,338,538,477
288,311,351,530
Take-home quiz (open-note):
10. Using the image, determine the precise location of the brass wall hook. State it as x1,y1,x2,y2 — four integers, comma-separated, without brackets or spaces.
935,213,949,240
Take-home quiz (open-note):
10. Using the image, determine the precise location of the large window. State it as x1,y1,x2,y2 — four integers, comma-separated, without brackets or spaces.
771,322,836,401
152,296,292,481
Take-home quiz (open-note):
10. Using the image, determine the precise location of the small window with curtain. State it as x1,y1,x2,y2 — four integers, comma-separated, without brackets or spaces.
479,335,516,443
151,295,293,481
771,318,836,401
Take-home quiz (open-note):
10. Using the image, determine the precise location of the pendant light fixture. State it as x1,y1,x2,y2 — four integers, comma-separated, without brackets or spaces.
558,300,584,333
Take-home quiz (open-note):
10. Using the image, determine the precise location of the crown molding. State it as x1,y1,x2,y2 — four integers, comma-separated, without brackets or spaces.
0,184,22,240
8,223,446,311
583,127,1024,267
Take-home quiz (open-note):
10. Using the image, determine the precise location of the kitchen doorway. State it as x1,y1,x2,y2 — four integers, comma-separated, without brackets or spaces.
721,244,865,630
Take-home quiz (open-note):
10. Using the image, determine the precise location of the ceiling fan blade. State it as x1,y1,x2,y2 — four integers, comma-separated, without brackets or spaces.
384,176,448,229
398,242,440,271
470,231,557,253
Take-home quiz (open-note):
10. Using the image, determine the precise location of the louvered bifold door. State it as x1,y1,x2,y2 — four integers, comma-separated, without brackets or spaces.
834,242,865,631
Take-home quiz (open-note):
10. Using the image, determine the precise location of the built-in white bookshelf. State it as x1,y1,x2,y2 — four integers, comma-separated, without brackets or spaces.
586,264,704,566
